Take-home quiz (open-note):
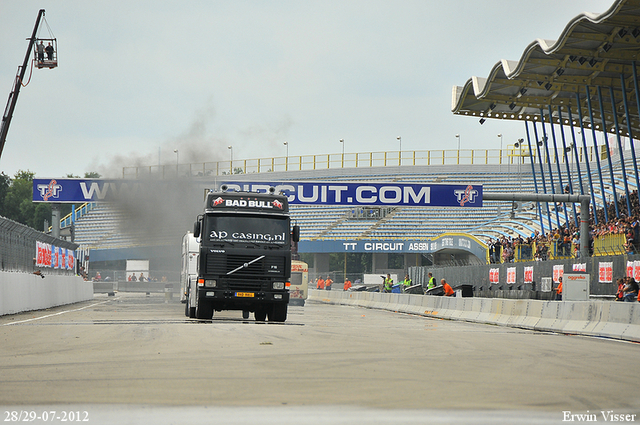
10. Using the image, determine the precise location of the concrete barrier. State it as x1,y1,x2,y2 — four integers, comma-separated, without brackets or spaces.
309,289,640,343
0,271,93,316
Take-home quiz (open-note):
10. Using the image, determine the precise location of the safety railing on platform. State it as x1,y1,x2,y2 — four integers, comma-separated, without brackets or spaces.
122,145,600,179
593,233,628,256
58,203,95,229
489,233,640,263
490,240,584,264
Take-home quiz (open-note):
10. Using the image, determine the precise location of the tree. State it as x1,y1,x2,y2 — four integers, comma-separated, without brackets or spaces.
0,172,11,217
3,170,35,226
33,202,52,232
84,171,101,178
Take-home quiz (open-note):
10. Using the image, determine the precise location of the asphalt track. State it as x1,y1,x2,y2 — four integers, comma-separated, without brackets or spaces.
1,293,639,424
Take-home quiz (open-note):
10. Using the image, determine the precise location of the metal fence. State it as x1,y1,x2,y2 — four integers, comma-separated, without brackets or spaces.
409,253,637,299
122,145,604,179
0,216,78,275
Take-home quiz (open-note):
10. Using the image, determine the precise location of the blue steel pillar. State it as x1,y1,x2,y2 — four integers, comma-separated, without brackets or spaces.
585,85,609,222
623,67,640,194
608,86,632,216
548,105,569,223
532,120,553,232
524,120,546,235
574,94,598,225
540,109,561,228
566,106,585,195
596,85,620,218
557,106,579,226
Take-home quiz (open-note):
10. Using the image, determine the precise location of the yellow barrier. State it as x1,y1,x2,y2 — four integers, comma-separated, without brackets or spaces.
122,145,598,178
593,233,627,256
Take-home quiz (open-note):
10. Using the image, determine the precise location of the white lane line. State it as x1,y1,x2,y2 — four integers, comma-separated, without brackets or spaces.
1,299,114,326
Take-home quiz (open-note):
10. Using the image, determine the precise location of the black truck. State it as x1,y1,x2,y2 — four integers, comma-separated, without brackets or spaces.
186,188,299,322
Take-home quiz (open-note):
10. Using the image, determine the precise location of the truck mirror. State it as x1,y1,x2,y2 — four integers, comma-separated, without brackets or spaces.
292,225,300,242
193,221,201,238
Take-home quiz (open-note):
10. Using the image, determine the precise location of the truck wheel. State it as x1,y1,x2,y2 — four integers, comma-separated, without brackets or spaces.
268,303,288,322
195,291,213,320
254,309,267,321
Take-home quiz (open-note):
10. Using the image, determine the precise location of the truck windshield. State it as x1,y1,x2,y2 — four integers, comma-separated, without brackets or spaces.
203,215,289,246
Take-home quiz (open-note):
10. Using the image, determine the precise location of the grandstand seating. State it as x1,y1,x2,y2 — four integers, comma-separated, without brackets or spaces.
69,147,640,252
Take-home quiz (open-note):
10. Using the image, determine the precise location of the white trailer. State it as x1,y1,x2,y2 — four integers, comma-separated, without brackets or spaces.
181,232,199,317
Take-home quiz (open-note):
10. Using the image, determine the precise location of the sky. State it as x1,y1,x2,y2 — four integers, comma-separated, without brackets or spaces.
0,0,615,179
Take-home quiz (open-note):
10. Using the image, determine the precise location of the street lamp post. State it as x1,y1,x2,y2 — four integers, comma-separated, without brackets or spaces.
173,149,179,175
455,134,460,150
515,138,524,188
284,141,288,171
397,136,401,165
339,139,344,167
497,134,503,164
227,145,233,174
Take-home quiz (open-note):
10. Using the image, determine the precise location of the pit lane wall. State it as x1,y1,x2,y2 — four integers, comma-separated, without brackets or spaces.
308,289,640,342
0,272,93,316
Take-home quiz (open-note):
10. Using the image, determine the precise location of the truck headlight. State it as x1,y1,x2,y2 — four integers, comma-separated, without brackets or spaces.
205,279,217,287
273,281,285,290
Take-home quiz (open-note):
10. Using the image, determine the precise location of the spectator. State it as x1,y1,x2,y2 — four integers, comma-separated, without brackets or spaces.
623,278,638,302
325,276,333,291
442,279,454,297
45,42,54,60
343,278,352,291
555,277,563,301
616,278,625,301
36,41,45,62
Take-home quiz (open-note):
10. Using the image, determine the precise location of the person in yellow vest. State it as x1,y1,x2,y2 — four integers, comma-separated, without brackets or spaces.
325,276,333,291
426,272,436,290
402,274,412,292
384,274,393,292
343,278,352,291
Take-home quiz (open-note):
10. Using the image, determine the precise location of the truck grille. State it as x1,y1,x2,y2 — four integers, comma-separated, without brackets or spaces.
206,254,285,278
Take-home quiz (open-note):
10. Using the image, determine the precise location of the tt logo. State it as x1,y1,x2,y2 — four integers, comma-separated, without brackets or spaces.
453,185,478,206
37,179,62,201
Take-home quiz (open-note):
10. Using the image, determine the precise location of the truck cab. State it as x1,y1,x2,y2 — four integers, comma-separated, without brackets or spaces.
187,189,299,322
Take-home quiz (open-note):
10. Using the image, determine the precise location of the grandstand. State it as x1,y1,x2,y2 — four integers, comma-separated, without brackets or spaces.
67,144,636,251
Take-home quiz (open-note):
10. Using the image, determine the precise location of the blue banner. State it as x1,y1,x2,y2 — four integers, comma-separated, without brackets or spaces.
299,235,486,256
33,179,483,207
220,181,482,207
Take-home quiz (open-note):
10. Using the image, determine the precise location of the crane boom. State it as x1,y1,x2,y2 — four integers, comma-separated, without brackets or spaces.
0,9,46,159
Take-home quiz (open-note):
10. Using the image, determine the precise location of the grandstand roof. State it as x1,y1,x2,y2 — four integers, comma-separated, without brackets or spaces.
452,0,640,137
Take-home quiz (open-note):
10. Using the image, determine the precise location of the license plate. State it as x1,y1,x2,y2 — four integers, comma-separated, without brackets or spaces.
235,292,254,298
